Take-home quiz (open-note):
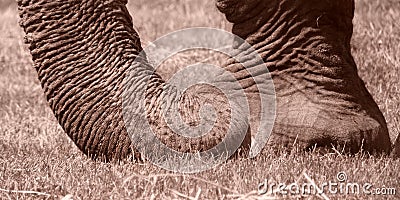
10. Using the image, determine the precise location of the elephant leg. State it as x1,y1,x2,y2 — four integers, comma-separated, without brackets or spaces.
216,0,392,154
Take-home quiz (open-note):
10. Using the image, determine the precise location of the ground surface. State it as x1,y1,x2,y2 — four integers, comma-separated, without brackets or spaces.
0,0,399,199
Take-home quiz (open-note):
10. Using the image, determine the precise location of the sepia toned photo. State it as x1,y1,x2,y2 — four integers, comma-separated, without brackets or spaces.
0,0,399,199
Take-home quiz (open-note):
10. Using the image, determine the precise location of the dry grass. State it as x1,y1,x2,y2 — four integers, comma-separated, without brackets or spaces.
0,0,399,199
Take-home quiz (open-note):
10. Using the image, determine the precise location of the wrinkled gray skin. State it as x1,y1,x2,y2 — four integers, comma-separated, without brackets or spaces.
217,0,392,154
17,0,393,161
17,0,249,161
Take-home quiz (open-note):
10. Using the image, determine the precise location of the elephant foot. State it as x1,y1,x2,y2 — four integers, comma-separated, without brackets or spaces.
266,90,391,155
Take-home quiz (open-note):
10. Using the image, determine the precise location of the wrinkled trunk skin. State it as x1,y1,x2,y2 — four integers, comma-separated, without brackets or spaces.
217,0,391,154
17,0,247,161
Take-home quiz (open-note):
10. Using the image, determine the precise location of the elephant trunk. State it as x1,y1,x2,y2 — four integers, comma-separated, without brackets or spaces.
17,0,246,161
18,0,140,161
